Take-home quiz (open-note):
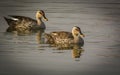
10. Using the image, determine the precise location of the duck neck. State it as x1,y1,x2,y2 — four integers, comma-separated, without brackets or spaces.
36,11,42,25
74,35,80,43
72,30,79,39
36,18,42,25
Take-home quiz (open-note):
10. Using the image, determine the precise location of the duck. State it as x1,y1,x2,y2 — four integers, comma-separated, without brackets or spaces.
4,10,48,34
44,26,85,47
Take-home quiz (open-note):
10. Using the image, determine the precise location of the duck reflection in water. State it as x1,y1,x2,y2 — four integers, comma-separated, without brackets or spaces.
36,29,45,44
4,10,48,35
72,44,84,61
53,44,84,59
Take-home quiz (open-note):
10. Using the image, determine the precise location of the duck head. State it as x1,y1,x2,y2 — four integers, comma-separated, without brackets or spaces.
72,26,85,38
36,10,48,25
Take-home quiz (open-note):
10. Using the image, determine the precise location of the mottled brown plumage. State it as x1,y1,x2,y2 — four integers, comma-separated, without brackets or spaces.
44,26,85,47
4,10,48,35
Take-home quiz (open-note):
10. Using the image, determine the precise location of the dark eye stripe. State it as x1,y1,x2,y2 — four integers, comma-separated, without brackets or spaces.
74,26,84,35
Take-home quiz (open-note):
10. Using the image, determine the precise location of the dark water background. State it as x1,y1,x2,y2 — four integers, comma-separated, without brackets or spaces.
0,0,120,75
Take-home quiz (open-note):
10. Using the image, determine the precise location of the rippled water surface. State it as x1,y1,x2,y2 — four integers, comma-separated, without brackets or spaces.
0,0,120,75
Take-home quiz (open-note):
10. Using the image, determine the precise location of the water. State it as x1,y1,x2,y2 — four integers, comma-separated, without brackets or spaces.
0,0,120,75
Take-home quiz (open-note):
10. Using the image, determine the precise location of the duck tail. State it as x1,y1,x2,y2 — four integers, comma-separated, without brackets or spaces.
4,16,14,26
4,16,19,26
4,17,9,25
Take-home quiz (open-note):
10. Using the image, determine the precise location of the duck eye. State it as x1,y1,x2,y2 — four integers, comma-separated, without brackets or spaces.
75,28,80,31
39,12,42,14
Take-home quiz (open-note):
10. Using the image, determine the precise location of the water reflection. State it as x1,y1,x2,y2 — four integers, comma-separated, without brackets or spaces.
36,29,45,44
3,32,36,44
50,43,84,60
72,44,84,58
53,44,85,61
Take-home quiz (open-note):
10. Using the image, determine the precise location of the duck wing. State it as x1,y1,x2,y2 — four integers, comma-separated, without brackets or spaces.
44,33,55,44
9,15,36,22
4,15,37,26
50,31,73,39
45,31,74,44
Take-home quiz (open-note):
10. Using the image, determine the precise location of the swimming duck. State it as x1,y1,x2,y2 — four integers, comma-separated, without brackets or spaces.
4,10,48,34
45,26,85,47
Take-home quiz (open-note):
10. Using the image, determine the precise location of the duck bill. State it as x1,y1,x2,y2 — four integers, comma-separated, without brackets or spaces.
76,28,85,38
79,31,85,38
42,14,48,21
80,34,85,38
